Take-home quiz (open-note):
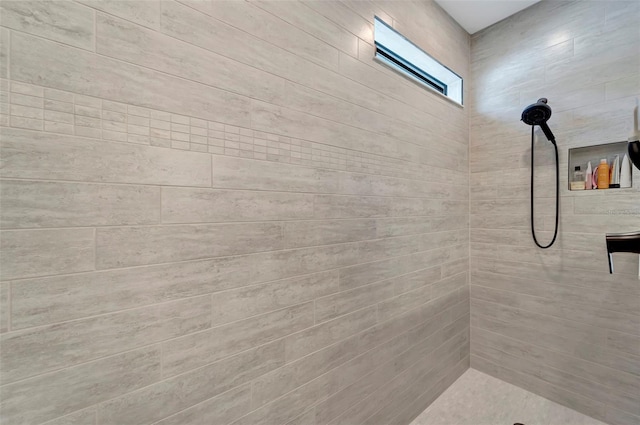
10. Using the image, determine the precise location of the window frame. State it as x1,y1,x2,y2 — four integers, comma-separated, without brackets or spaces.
373,16,463,106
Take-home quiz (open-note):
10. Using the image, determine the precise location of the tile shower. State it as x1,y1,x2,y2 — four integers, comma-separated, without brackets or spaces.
0,2,637,425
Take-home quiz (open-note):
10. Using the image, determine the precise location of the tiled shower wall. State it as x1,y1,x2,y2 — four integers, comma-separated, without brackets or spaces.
470,1,640,425
0,1,470,425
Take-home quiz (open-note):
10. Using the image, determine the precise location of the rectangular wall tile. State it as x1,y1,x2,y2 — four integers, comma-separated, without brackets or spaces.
153,384,251,425
95,222,284,268
284,219,377,248
96,12,285,103
161,187,314,223
96,341,285,425
0,228,95,280
0,346,161,425
211,270,340,326
0,28,8,79
1,180,161,228
9,244,356,329
315,280,395,324
0,282,8,333
10,33,251,126
0,1,94,50
607,331,640,357
212,155,341,193
79,0,160,29
41,407,97,425
0,296,210,385
162,302,313,377
0,128,212,187
283,306,378,361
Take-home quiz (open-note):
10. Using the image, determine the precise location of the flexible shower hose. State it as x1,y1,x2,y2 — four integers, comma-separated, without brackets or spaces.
530,125,559,249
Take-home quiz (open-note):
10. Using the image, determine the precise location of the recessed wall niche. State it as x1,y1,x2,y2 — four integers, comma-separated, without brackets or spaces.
568,141,633,191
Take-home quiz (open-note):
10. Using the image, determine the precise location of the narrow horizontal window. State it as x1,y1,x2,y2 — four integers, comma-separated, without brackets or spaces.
374,16,463,105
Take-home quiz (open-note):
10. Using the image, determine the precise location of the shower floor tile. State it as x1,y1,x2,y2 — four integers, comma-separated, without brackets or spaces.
410,368,607,425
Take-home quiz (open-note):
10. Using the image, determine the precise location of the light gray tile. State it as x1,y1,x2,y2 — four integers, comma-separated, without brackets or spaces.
163,302,313,377
1,180,161,228
442,258,469,278
0,128,211,186
96,341,284,425
471,343,610,421
471,296,608,345
284,219,377,248
96,222,284,268
338,248,441,292
41,408,96,425
79,0,160,29
389,266,443,295
574,194,640,215
200,0,339,70
161,187,314,223
377,283,433,323
0,282,8,333
472,339,627,418
605,407,640,425
0,295,210,385
285,408,316,425
376,215,469,238
472,312,640,378
283,306,377,361
314,195,424,219
96,13,285,103
0,28,8,79
251,0,358,57
0,228,94,280
251,296,448,411
251,100,400,160
154,385,251,425
432,272,468,300
346,335,465,425
211,270,340,326
0,0,94,50
0,346,161,425
607,331,640,357
312,327,434,425
212,155,341,193
470,275,640,335
10,33,251,126
315,280,395,324
605,74,640,101
473,326,640,397
9,242,372,329
159,0,297,80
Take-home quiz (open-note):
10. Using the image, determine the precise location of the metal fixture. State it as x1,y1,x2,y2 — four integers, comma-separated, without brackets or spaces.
521,98,559,249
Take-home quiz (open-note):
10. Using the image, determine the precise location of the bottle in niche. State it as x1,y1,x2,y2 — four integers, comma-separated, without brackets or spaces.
571,166,585,190
585,161,593,189
597,158,610,189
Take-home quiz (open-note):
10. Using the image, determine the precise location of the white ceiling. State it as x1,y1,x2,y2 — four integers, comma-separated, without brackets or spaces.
435,0,540,34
